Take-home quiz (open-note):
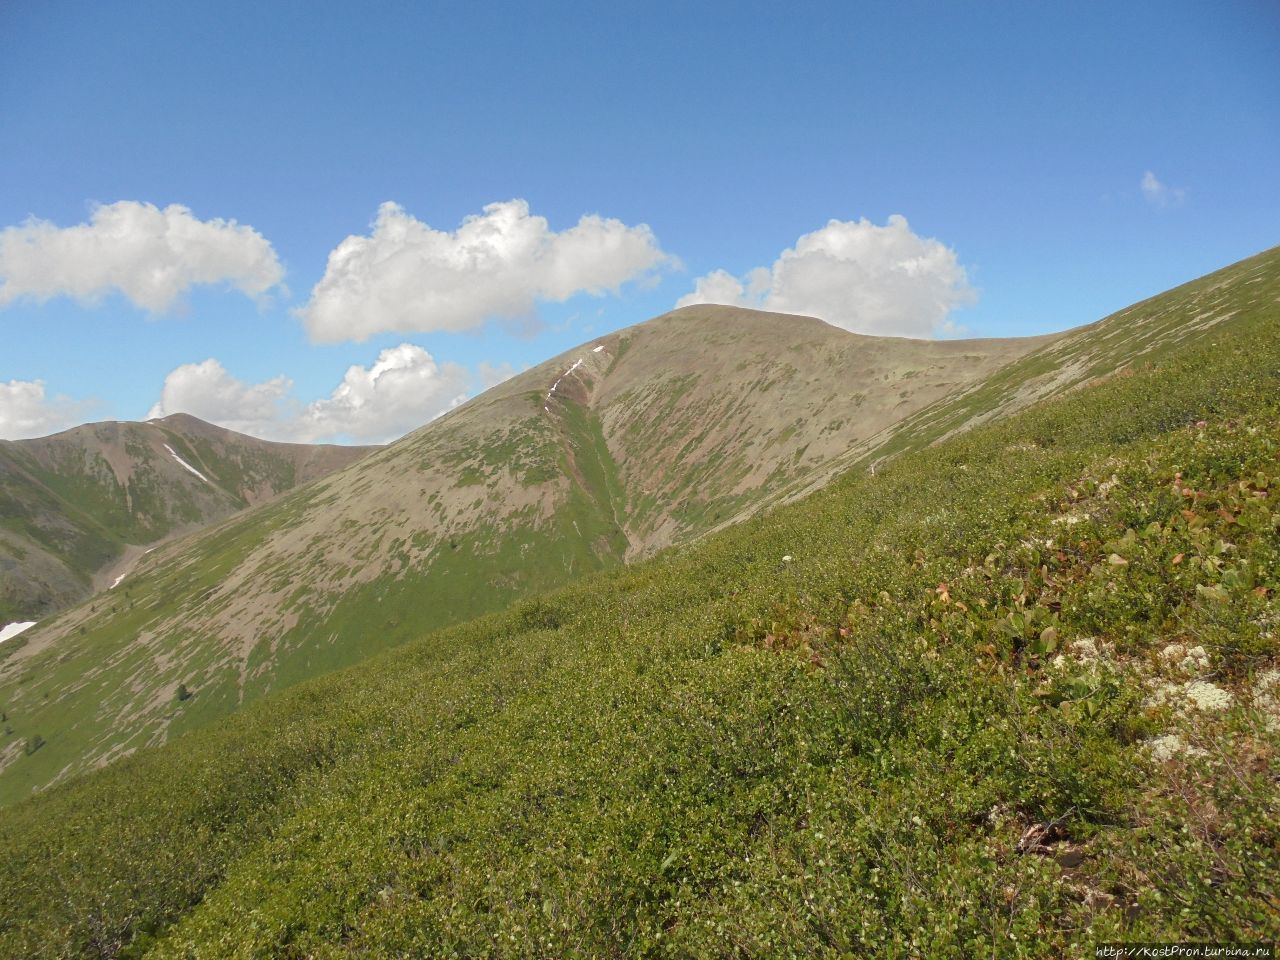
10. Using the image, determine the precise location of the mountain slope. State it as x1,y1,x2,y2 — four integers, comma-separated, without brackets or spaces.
1,246,1275,956
0,309,1049,803
556,305,1058,555
774,243,1280,506
4,248,1277,806
0,414,374,623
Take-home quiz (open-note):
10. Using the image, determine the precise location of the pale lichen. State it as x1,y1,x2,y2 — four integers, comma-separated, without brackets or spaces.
1147,734,1206,762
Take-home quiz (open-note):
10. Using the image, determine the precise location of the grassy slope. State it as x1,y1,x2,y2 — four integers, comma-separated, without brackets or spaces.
0,251,1276,956
0,416,373,623
589,306,1052,556
0,395,631,805
0,451,121,621
772,243,1274,510
0,311,1041,804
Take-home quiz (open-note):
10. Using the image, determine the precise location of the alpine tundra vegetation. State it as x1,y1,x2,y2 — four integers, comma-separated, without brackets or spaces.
0,248,1276,956
0,305,1047,804
0,414,373,624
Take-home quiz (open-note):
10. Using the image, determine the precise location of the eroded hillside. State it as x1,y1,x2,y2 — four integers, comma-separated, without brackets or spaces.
0,414,374,623
0,306,1047,803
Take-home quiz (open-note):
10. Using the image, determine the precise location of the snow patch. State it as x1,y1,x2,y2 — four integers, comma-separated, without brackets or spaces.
110,574,127,590
592,345,605,353
0,621,36,644
163,444,210,483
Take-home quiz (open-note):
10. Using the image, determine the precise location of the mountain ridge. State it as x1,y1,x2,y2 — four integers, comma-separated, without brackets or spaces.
2,247,1275,805
0,303,1050,802
2,244,1276,954
0,414,376,624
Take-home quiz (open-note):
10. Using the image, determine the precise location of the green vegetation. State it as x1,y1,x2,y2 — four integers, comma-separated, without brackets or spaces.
0,396,640,806
0,250,1276,955
0,417,372,623
0,294,1054,801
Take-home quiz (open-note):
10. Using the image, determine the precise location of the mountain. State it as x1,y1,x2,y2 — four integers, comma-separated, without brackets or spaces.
2,249,1277,808
0,414,375,623
0,308,1051,803
1,246,1275,956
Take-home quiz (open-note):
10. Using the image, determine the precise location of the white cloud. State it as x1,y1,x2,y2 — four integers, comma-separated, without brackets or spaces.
145,359,294,437
0,379,96,440
1141,171,1185,208
298,199,675,343
296,344,468,443
676,214,977,338
147,346,469,444
0,201,284,313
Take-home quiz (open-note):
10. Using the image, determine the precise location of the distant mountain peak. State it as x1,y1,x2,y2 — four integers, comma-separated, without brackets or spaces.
0,416,376,625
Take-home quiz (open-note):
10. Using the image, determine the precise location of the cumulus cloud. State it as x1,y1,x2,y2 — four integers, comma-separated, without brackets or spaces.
0,379,96,440
676,215,977,338
0,201,284,312
145,359,294,437
298,199,675,343
1141,170,1185,208
147,346,469,444
295,345,469,443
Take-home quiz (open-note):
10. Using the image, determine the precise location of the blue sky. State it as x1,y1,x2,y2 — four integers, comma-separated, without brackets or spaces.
1,0,1277,442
